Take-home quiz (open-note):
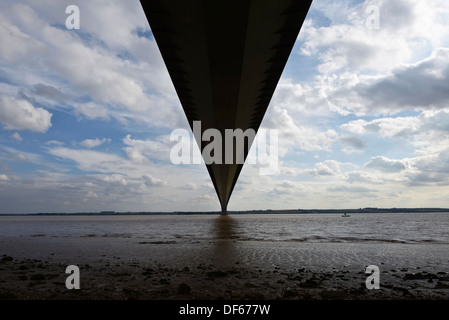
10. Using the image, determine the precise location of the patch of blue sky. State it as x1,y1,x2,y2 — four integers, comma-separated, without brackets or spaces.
1,131,45,154
306,8,332,28
133,27,153,40
0,69,13,85
45,110,122,147
108,108,173,136
50,23,111,52
116,50,138,63
348,0,367,7
0,137,53,175
409,39,434,63
46,109,177,168
48,23,68,31
0,67,26,88
0,151,50,176
70,93,95,105
390,109,423,119
29,97,74,117
282,49,320,82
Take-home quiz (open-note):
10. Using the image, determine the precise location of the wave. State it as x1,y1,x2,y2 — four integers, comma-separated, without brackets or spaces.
34,232,447,245
168,234,447,245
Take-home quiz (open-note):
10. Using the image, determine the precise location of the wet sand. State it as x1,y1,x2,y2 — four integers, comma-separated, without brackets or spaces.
1,237,449,300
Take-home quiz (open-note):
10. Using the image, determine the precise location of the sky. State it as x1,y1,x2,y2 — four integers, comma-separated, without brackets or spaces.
1,0,449,213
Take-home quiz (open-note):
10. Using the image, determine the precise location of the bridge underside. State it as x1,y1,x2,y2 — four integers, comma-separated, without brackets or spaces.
140,0,312,214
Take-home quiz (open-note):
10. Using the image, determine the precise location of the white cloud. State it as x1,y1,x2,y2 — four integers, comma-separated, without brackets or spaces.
305,162,335,177
183,183,197,190
0,174,10,181
345,171,382,185
364,156,407,173
340,49,449,114
341,117,421,138
49,39,152,113
301,0,449,74
327,185,375,194
12,132,22,141
0,1,181,129
46,145,201,189
269,79,329,118
75,102,110,121
0,10,45,63
46,140,65,146
290,48,449,118
141,174,166,187
85,191,98,199
79,138,110,149
262,105,338,153
48,147,131,174
406,150,449,185
300,160,352,177
292,0,449,118
102,174,128,186
341,109,449,154
123,134,172,163
0,95,52,132
15,154,28,161
301,23,411,74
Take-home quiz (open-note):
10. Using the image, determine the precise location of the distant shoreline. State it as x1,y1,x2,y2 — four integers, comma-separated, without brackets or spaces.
1,208,448,216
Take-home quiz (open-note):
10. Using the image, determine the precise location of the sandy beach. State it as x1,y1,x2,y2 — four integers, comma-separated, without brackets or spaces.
1,237,449,300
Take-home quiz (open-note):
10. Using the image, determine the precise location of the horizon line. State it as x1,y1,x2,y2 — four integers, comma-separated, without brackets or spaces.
1,207,449,216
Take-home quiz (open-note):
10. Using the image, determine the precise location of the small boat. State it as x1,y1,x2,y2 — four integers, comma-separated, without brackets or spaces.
342,213,350,217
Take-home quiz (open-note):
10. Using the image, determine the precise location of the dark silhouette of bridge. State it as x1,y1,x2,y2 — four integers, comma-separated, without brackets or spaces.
140,0,312,214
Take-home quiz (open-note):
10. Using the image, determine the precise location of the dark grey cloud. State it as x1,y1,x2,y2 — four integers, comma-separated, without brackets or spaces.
32,83,70,100
420,111,449,132
379,0,417,31
341,135,367,150
354,49,449,112
406,150,449,186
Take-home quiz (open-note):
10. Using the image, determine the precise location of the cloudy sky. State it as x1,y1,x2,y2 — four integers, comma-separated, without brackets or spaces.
1,0,449,213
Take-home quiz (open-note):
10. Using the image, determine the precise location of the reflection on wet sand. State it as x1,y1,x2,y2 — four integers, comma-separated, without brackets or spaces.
212,215,239,267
